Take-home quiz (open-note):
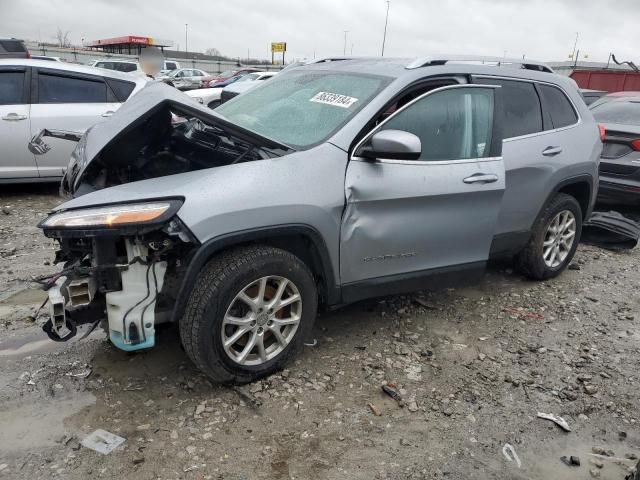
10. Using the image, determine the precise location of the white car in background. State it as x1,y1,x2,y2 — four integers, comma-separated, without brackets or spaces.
0,59,146,183
186,71,276,109
219,71,277,105
93,59,181,74
158,68,208,90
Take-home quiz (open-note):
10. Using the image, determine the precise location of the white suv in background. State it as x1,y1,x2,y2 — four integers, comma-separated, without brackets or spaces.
93,59,181,74
0,59,146,183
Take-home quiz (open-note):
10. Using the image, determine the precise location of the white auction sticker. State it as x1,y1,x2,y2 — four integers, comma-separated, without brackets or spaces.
310,91,358,108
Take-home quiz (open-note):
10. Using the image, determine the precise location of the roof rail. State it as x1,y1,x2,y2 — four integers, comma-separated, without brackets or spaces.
406,55,554,73
305,56,357,65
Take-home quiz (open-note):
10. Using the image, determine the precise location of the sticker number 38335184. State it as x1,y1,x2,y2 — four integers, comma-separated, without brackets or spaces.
310,91,359,108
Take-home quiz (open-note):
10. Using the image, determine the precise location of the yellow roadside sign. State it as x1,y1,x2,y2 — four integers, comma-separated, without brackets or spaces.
271,42,286,53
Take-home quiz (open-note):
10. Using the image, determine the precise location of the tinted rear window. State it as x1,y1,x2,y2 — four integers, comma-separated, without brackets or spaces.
480,78,543,138
0,40,27,53
591,101,640,126
96,62,137,73
539,84,578,128
106,78,136,102
0,71,24,104
38,73,107,103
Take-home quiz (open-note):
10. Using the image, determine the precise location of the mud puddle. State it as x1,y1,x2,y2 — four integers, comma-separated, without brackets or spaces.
0,392,96,455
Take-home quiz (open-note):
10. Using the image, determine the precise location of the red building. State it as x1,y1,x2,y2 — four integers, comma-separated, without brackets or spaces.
85,36,173,55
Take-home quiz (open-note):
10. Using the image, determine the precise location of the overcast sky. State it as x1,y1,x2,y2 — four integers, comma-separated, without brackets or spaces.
1,0,637,63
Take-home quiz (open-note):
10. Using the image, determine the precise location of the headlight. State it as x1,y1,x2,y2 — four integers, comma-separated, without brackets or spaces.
39,200,182,230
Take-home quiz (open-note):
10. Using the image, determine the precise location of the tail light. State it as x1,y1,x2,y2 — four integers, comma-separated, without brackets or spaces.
598,124,606,142
631,139,640,151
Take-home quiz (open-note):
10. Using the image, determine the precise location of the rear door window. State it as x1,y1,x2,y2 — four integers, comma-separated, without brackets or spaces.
479,78,543,138
538,84,578,128
0,71,25,105
105,78,136,102
38,72,108,103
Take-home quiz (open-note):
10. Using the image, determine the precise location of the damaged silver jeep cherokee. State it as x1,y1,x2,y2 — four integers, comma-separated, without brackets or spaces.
37,56,601,383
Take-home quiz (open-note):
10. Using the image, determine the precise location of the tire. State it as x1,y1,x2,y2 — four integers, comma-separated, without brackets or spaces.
516,193,582,280
207,99,221,109
179,245,318,384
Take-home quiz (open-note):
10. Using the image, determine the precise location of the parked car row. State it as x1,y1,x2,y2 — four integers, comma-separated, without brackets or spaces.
186,71,277,108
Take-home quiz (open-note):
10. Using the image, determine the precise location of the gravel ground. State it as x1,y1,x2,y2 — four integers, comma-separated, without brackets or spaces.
1,185,639,480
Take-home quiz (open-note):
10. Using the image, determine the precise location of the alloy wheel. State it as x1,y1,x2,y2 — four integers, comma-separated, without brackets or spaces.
542,210,576,268
221,276,302,366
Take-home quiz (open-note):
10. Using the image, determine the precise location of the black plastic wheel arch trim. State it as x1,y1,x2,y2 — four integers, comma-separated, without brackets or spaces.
170,224,341,324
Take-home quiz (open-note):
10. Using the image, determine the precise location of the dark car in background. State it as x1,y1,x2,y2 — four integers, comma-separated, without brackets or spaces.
0,37,29,59
200,67,261,88
580,88,607,106
590,91,640,110
591,96,640,204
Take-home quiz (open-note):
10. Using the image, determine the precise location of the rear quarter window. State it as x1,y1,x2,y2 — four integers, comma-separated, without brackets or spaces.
479,78,543,138
539,84,578,129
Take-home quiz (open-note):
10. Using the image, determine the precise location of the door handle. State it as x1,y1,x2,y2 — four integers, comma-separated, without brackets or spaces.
463,173,499,184
101,111,115,117
542,146,563,156
2,113,27,121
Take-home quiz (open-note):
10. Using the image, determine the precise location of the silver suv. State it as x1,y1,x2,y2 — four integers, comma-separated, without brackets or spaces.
38,56,601,383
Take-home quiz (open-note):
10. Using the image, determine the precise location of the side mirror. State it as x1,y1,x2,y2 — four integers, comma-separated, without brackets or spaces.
358,130,421,161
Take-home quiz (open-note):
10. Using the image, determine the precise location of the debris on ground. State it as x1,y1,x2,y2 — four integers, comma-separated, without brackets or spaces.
582,211,640,250
592,446,616,457
537,412,572,432
560,455,581,466
80,429,126,455
381,384,403,404
368,403,382,416
502,443,522,468
626,460,640,480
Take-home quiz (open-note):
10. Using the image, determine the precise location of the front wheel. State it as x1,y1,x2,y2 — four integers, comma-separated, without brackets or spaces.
516,193,582,280
180,246,318,384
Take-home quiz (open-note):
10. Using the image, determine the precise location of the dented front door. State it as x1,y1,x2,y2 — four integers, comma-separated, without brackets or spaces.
340,85,506,285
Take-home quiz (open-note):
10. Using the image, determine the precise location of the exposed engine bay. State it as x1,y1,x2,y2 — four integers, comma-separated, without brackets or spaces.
39,216,196,350
64,103,290,196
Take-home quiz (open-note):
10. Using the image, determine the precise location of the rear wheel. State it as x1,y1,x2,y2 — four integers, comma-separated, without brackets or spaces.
516,193,582,280
180,246,317,384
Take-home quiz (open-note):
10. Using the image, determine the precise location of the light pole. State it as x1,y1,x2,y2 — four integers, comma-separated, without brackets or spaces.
381,0,390,56
343,30,349,56
570,32,579,61
185,23,189,54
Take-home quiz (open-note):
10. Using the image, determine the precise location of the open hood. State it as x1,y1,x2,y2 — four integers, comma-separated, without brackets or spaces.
63,82,293,197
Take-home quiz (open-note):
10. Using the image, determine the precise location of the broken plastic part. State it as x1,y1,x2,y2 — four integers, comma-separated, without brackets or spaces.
67,277,96,307
502,443,522,468
537,412,572,432
80,429,125,455
106,239,167,351
47,277,72,337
